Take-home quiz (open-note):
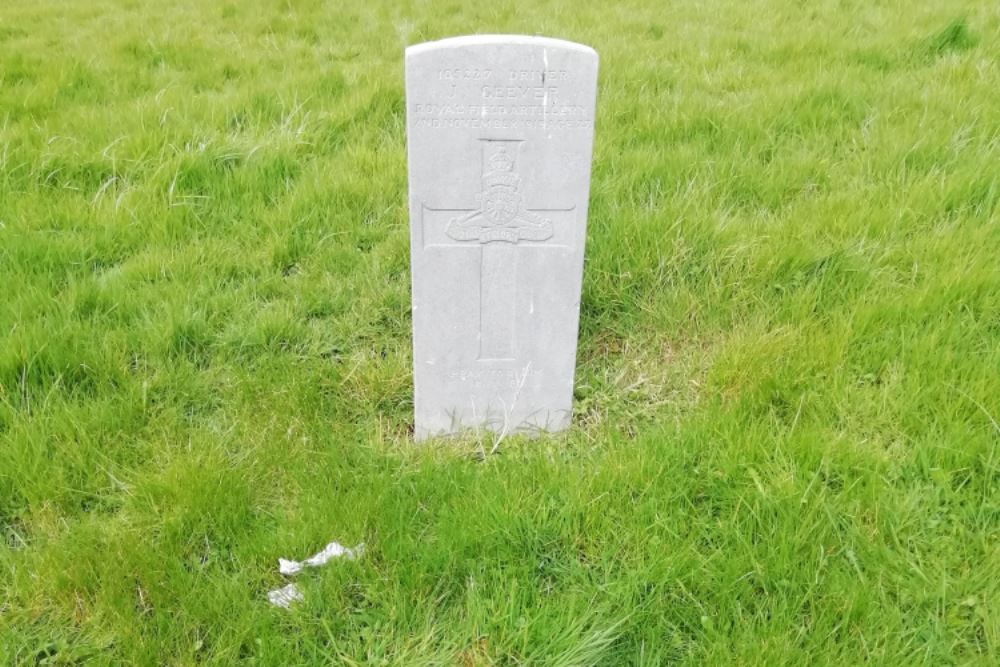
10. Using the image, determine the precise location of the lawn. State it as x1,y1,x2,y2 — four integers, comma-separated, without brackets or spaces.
1,0,998,664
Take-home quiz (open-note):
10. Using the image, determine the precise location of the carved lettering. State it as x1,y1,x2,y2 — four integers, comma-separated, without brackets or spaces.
482,85,559,100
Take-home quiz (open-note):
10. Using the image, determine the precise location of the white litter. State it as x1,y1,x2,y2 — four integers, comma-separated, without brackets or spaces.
267,540,365,608
267,583,303,609
279,541,365,575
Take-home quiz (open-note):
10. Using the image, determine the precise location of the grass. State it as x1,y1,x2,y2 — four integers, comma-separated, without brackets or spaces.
1,0,999,663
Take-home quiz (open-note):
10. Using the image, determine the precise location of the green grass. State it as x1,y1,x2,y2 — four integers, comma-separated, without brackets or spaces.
2,0,999,663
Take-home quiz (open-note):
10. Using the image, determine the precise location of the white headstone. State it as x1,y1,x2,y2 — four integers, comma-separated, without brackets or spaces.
405,35,599,440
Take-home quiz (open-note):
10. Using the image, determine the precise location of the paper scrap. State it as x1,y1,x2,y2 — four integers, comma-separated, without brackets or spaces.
267,583,303,608
279,541,364,575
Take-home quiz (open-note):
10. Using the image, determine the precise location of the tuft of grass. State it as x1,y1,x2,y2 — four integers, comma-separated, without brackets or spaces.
2,0,999,664
922,17,979,59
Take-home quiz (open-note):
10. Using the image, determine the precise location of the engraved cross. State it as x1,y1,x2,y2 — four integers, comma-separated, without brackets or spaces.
419,139,576,360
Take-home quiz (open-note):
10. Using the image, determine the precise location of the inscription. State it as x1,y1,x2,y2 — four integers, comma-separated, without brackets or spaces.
414,117,593,130
438,68,493,80
447,367,542,389
482,85,559,100
413,103,585,116
508,69,569,81
414,67,590,132
436,68,571,82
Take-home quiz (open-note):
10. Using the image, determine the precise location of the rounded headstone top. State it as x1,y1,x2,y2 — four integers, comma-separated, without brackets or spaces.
406,35,597,59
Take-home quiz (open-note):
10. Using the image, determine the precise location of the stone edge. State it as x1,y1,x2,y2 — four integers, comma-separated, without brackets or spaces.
406,34,598,59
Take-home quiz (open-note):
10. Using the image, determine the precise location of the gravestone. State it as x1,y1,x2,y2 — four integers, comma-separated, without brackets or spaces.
405,35,598,440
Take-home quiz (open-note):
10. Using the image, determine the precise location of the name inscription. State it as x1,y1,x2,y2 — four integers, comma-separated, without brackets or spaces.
413,67,592,132
437,68,570,82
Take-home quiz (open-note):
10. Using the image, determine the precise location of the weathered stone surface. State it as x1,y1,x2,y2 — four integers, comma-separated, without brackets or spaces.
406,35,599,440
